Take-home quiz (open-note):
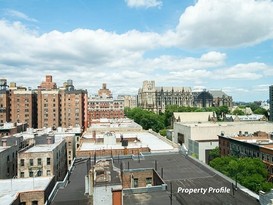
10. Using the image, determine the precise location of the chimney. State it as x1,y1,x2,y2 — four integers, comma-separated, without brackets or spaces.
47,136,52,144
2,139,7,147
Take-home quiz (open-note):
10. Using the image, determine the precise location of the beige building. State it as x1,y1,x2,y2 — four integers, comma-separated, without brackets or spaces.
174,121,273,163
117,95,137,108
17,139,67,181
172,112,215,127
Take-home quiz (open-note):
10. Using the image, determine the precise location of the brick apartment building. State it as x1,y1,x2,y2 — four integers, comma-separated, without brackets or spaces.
10,89,37,128
88,83,124,126
219,131,273,182
37,76,88,129
0,75,88,130
0,79,10,124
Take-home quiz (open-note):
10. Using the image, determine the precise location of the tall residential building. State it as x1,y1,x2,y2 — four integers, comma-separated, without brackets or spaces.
137,80,193,113
37,90,60,128
0,79,10,123
10,88,37,128
37,77,88,130
88,84,124,126
60,82,88,129
269,85,273,122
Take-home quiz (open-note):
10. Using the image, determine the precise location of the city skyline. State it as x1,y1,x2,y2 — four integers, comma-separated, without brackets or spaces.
1,0,273,102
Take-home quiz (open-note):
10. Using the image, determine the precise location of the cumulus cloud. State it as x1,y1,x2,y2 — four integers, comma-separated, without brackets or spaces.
1,1,273,101
174,0,273,48
125,0,162,8
142,51,226,72
213,63,273,80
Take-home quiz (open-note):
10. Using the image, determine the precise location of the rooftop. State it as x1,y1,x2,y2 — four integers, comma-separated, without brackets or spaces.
117,154,259,205
24,140,63,153
177,121,273,127
80,131,177,153
52,153,259,205
0,146,11,153
0,177,53,205
88,118,141,129
222,131,273,146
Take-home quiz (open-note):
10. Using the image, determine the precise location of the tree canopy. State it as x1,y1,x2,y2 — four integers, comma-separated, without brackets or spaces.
210,156,273,193
125,105,230,133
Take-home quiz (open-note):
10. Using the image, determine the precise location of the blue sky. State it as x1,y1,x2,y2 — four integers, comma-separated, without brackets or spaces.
1,0,273,102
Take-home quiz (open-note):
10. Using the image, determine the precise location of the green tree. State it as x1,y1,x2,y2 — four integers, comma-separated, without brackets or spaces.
232,108,244,115
210,156,273,193
246,103,260,112
208,147,220,161
253,107,269,118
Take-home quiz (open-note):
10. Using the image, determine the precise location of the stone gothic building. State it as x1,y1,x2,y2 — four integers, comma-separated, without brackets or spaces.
138,81,233,113
137,81,193,113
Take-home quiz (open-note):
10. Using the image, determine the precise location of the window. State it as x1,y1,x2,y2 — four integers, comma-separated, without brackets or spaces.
146,177,152,186
32,201,38,205
133,178,138,188
37,170,42,177
29,159,33,166
29,171,33,177
37,158,42,166
47,158,51,165
20,172,25,178
19,202,26,205
20,159,25,166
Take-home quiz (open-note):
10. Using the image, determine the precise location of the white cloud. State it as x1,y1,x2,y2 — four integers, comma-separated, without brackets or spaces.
142,51,226,72
125,0,162,8
174,0,273,48
4,9,38,22
213,63,273,80
0,17,272,100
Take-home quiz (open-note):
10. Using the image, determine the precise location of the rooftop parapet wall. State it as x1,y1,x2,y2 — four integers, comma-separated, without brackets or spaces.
76,147,150,158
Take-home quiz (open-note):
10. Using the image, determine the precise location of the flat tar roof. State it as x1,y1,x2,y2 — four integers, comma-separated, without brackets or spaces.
52,153,259,205
116,154,259,205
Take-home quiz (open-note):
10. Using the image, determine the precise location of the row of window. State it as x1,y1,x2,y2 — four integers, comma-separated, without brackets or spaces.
20,158,51,166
